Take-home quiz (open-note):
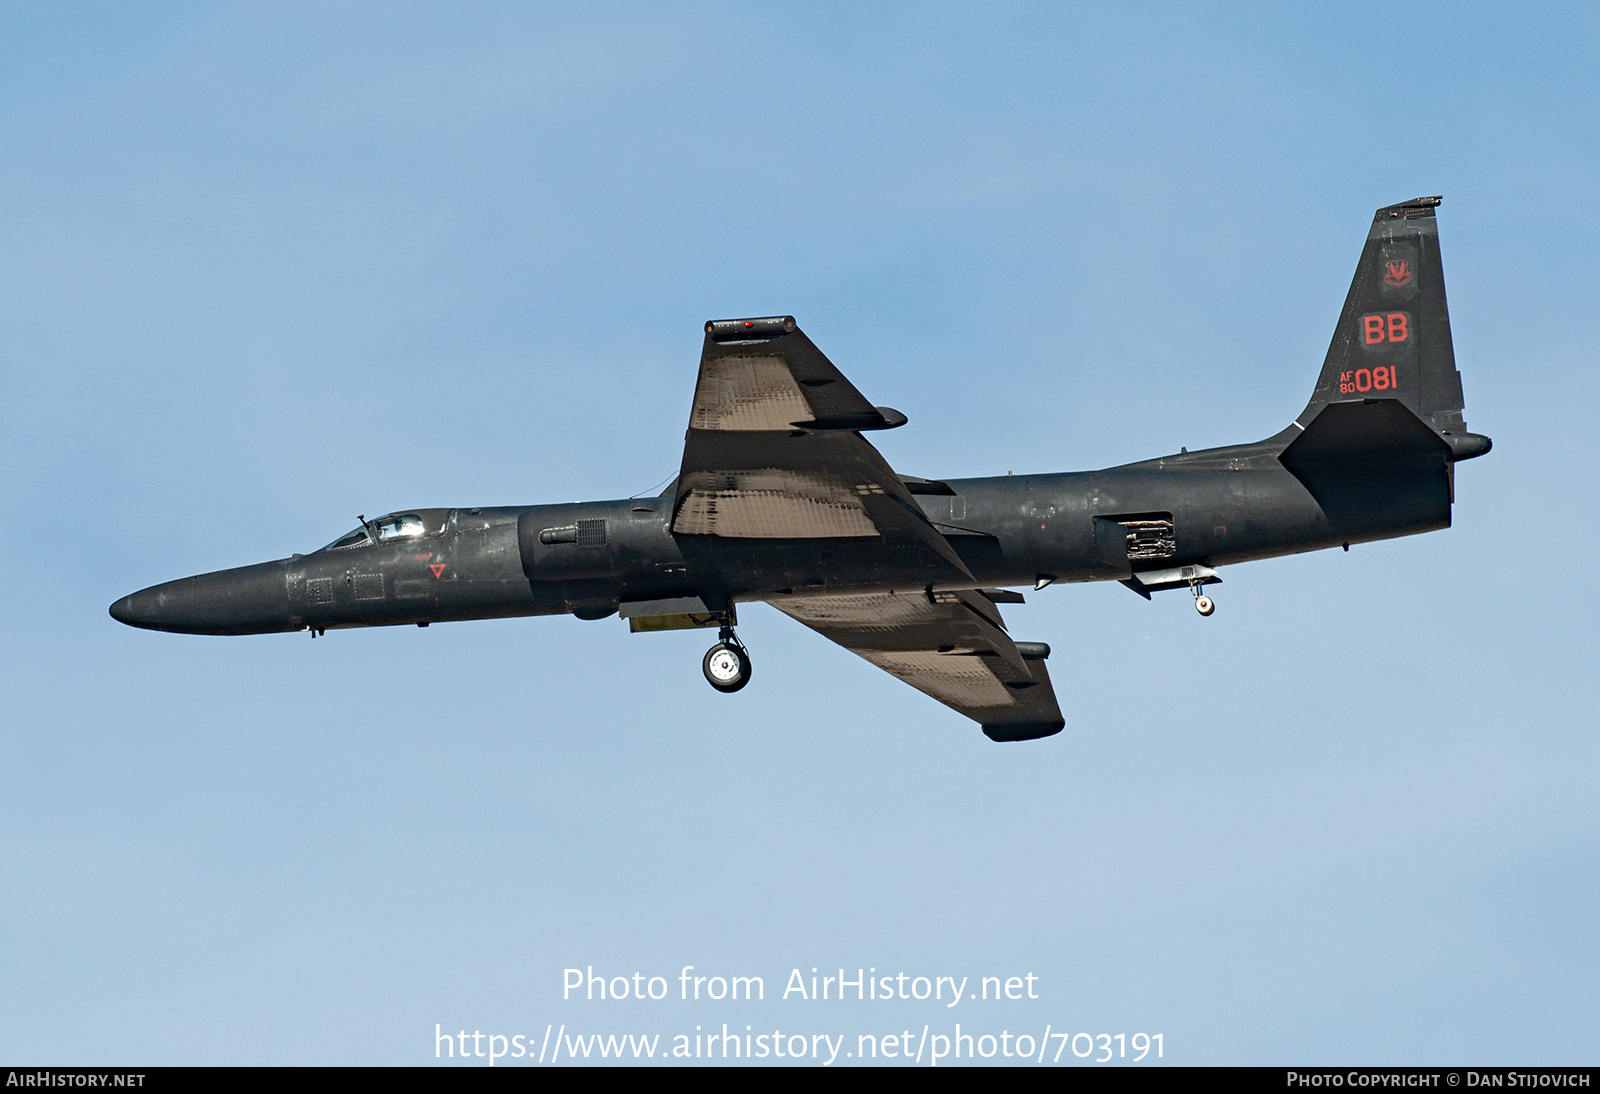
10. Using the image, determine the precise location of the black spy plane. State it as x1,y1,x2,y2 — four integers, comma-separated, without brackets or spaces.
112,198,1489,741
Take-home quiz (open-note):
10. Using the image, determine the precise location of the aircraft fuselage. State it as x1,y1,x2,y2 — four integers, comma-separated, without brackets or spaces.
108,433,1444,637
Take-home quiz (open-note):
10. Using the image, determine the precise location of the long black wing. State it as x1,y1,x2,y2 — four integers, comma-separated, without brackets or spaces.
769,589,1064,742
671,317,971,581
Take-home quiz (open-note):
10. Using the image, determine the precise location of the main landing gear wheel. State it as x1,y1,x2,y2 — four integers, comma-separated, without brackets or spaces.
703,631,752,693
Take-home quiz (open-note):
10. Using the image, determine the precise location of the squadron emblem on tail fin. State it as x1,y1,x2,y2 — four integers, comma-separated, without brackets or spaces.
1383,259,1413,288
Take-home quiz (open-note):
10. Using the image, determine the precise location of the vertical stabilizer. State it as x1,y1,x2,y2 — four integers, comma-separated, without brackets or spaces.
1299,197,1470,440
1278,198,1490,540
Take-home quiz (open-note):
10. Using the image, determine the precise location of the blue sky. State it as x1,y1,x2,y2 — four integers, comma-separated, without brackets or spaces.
2,2,1596,1065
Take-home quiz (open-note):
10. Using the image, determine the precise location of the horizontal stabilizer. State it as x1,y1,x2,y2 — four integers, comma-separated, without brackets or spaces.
1279,400,1451,538
1284,398,1448,465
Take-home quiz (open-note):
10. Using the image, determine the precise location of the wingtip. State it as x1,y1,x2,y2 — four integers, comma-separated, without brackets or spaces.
982,720,1065,742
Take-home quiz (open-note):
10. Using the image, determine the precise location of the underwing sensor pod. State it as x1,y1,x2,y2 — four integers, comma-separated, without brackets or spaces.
112,198,1489,742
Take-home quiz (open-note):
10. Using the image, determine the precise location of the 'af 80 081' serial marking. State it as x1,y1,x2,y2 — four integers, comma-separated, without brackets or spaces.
1339,366,1397,394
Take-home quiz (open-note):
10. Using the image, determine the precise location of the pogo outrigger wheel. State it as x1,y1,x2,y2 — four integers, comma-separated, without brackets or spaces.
1188,574,1215,616
703,625,753,692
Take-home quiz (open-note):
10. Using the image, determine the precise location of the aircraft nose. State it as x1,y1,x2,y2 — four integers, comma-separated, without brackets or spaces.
109,561,294,635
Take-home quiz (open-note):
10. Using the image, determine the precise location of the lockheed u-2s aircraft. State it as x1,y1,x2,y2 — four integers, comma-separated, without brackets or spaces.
112,197,1490,741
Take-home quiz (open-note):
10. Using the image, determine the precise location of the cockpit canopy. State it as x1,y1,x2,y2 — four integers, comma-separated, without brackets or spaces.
320,509,451,552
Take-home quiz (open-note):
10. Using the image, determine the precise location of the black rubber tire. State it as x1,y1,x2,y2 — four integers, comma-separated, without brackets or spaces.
702,642,752,692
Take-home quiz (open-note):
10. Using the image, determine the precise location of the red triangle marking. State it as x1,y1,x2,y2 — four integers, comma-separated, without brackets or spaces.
429,563,447,578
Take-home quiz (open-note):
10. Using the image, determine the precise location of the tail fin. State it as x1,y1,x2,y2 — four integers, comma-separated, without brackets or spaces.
1295,196,1488,459
1279,198,1491,541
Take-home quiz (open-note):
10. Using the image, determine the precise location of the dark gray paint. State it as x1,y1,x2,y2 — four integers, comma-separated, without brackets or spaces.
111,198,1490,738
